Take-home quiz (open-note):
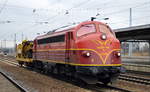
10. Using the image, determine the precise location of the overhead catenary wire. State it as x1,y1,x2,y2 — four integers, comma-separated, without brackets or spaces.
0,1,149,25
22,1,150,34
0,0,94,36
43,0,93,23
0,0,150,42
0,23,39,40
5,0,94,37
85,1,150,11
0,0,149,50
0,1,149,21
109,15,150,25
0,0,8,15
41,1,150,30
95,2,150,19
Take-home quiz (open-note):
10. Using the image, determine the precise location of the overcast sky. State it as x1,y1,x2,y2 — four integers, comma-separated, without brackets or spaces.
0,0,150,47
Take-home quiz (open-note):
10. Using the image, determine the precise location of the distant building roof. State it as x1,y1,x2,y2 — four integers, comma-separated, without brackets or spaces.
114,24,150,32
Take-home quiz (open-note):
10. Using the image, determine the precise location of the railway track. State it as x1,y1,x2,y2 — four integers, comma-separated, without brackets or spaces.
0,70,28,92
45,74,131,92
119,74,150,85
0,56,18,66
0,56,131,92
94,83,131,92
0,56,149,92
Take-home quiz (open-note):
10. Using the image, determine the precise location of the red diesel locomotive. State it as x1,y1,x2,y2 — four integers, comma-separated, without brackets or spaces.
18,21,123,84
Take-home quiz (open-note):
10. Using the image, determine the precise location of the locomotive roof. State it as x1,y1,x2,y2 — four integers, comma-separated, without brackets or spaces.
35,21,106,40
35,27,75,40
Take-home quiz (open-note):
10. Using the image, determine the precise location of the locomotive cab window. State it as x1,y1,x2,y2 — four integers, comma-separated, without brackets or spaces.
99,24,115,36
77,24,96,37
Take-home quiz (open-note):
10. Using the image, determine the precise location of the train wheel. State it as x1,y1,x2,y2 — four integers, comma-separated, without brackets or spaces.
49,66,54,74
25,62,33,68
102,78,110,85
53,64,65,75
18,61,24,67
55,65,61,74
43,64,54,74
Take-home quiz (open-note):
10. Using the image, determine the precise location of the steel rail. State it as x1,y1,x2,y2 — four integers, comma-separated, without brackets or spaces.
119,74,150,85
95,83,132,92
0,70,28,92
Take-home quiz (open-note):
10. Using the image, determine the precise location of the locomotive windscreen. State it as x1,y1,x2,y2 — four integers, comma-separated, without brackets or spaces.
99,24,115,36
77,24,96,37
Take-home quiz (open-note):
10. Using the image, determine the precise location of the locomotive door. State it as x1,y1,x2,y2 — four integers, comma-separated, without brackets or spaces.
33,40,37,59
65,32,73,63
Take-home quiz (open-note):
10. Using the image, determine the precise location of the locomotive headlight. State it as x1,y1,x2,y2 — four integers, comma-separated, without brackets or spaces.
101,34,107,40
114,51,121,57
117,52,121,57
82,51,91,57
86,52,90,57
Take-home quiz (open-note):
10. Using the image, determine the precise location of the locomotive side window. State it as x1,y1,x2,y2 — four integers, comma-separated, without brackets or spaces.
37,34,65,44
77,24,96,37
99,24,115,36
